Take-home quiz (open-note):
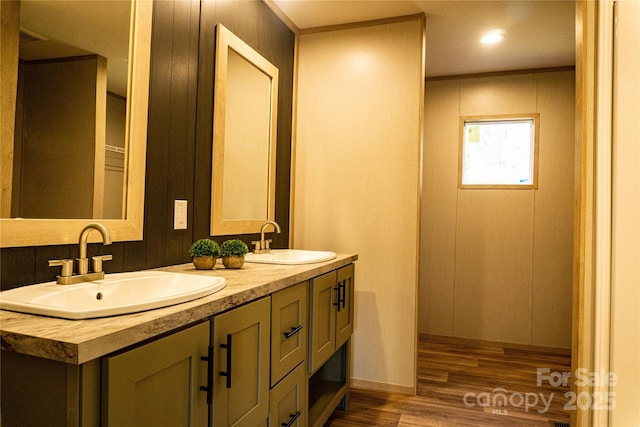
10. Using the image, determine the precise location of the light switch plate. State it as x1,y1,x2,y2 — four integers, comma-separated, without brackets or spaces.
174,200,187,230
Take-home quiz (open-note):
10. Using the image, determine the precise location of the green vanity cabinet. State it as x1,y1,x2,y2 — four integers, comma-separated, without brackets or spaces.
309,263,354,373
211,297,271,427
0,259,356,427
308,263,355,427
102,321,210,426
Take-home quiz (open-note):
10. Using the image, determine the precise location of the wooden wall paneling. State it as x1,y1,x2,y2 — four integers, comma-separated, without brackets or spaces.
143,0,200,267
531,71,575,348
193,0,217,242
272,22,295,250
419,79,460,336
454,189,535,344
122,240,146,273
143,0,175,268
0,247,36,290
163,0,200,266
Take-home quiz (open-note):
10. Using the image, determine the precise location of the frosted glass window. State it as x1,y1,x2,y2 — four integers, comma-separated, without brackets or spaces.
459,116,539,188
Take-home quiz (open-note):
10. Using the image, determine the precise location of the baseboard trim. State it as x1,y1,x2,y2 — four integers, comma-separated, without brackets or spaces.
350,378,415,395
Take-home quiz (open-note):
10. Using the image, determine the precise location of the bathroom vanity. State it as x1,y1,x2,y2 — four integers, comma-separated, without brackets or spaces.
0,254,356,426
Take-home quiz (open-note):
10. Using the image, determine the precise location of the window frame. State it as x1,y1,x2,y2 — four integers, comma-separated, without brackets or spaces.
458,114,540,189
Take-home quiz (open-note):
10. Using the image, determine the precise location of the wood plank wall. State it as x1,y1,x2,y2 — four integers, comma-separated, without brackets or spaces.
419,70,575,349
0,0,295,290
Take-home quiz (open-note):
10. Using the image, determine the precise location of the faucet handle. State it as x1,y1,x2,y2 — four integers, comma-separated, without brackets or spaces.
263,239,272,250
92,255,113,273
49,259,74,277
251,240,262,252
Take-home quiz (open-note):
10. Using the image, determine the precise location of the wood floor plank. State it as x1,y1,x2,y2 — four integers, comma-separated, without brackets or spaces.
325,336,571,426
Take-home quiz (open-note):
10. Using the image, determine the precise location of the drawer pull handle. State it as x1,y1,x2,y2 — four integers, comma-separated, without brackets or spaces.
284,325,303,339
282,411,301,427
219,334,232,389
199,345,213,404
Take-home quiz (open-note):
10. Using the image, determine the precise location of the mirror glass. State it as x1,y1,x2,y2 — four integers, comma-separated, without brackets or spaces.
0,0,152,246
211,25,278,235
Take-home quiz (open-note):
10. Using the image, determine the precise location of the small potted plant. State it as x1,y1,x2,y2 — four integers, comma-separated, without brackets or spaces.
220,239,249,269
189,238,221,270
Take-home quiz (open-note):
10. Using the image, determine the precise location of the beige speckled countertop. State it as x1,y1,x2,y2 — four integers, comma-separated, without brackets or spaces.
0,254,357,365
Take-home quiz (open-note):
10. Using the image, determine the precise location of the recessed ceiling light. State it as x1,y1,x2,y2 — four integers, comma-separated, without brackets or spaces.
480,32,504,45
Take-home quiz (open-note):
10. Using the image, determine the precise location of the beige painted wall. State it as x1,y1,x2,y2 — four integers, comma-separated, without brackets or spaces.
610,0,640,424
294,17,424,392
420,70,575,349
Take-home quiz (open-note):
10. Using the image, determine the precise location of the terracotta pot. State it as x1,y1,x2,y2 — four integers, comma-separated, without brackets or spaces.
192,256,216,270
222,255,245,269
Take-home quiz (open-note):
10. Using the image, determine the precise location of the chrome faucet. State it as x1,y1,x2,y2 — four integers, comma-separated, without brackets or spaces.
252,221,281,254
48,222,113,285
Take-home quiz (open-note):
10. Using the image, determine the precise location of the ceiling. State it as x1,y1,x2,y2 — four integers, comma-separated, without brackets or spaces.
17,1,576,88
271,0,576,77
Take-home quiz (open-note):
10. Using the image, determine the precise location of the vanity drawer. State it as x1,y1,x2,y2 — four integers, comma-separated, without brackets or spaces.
271,281,308,386
269,362,307,427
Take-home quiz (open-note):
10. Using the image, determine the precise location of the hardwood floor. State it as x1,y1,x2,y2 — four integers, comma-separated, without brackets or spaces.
325,335,572,426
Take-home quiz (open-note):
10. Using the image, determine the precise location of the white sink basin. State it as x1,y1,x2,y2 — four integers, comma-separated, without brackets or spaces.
245,249,337,265
0,271,226,320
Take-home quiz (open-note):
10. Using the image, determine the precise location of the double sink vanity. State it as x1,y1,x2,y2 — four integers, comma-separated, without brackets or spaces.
0,249,357,426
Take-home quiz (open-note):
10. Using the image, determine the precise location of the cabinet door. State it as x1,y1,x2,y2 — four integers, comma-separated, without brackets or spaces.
212,297,270,427
271,281,308,386
335,264,355,348
269,362,307,427
102,321,209,426
309,270,337,374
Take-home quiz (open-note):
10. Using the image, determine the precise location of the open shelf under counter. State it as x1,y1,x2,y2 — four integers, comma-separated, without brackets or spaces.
308,341,350,427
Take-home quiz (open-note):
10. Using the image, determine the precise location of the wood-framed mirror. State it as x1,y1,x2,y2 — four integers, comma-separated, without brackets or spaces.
210,24,278,236
0,0,152,247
